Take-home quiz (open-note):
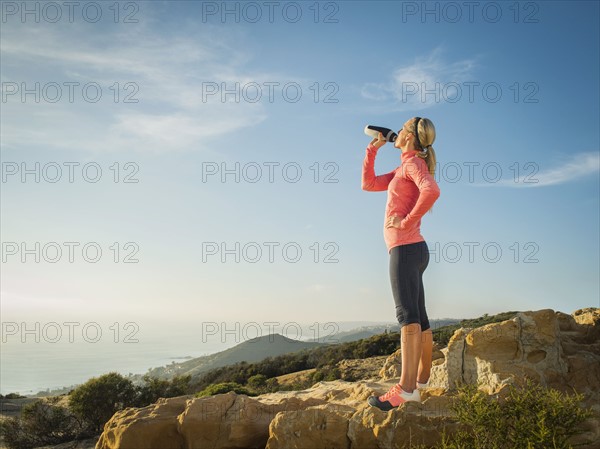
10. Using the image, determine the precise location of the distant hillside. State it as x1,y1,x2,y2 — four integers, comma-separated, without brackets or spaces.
142,319,465,382
309,318,462,344
145,333,324,380
187,311,522,392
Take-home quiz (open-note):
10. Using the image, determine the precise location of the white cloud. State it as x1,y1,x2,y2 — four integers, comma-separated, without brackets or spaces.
473,151,599,188
0,20,270,153
360,47,477,111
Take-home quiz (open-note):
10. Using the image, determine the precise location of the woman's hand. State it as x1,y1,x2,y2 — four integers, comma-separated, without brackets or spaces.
370,132,387,149
386,215,405,229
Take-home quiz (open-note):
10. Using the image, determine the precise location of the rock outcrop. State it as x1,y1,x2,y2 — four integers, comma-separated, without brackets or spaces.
96,381,457,449
95,308,600,449
429,309,566,393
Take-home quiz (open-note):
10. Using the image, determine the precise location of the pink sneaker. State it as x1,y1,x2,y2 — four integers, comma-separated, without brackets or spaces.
368,384,421,411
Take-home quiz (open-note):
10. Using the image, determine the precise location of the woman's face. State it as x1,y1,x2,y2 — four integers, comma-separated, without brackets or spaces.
394,119,414,150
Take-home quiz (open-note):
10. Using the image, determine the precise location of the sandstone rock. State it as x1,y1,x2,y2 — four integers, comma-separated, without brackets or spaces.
95,380,455,449
556,309,600,411
426,308,600,448
572,308,600,343
177,391,327,448
96,390,328,449
95,396,188,449
426,309,599,397
345,395,457,449
266,404,354,449
265,381,457,449
379,348,403,380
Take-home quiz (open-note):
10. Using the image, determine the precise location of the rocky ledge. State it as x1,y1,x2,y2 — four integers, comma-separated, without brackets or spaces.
96,308,600,449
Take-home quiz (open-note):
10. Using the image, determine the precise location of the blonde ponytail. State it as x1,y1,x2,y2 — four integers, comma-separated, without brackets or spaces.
413,117,437,177
413,117,438,213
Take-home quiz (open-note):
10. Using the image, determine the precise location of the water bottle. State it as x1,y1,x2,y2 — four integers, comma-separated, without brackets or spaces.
364,125,397,142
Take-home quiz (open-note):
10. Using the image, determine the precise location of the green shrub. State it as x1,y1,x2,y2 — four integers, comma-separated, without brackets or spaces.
0,397,85,449
1,417,36,449
195,382,255,397
3,393,26,399
245,374,282,395
68,372,137,433
246,374,268,392
437,380,594,449
247,374,267,388
311,366,341,383
265,377,280,392
136,374,192,406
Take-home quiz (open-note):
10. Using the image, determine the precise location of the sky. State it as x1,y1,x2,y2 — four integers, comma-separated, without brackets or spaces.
1,1,599,375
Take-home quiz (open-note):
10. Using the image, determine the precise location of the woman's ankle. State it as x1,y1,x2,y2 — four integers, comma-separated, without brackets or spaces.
400,384,415,394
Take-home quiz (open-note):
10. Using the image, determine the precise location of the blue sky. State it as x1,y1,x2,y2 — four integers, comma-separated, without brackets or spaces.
1,0,599,337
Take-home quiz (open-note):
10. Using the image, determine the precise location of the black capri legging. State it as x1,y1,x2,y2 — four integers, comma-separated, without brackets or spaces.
389,241,431,331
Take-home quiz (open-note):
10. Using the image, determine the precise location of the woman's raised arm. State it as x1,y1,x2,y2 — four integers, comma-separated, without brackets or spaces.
362,135,395,191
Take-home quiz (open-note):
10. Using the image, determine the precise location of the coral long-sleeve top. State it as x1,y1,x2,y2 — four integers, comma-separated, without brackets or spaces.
362,143,441,253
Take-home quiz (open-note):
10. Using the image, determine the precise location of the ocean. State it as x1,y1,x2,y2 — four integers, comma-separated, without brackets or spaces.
0,336,232,396
1,320,392,395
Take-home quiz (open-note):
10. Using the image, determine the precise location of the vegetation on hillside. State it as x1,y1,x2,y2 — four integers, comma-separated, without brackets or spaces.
189,311,520,394
145,333,324,381
0,397,83,448
0,373,193,448
0,393,26,399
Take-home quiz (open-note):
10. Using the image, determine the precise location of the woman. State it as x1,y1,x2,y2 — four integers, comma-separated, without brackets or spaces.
362,117,440,411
